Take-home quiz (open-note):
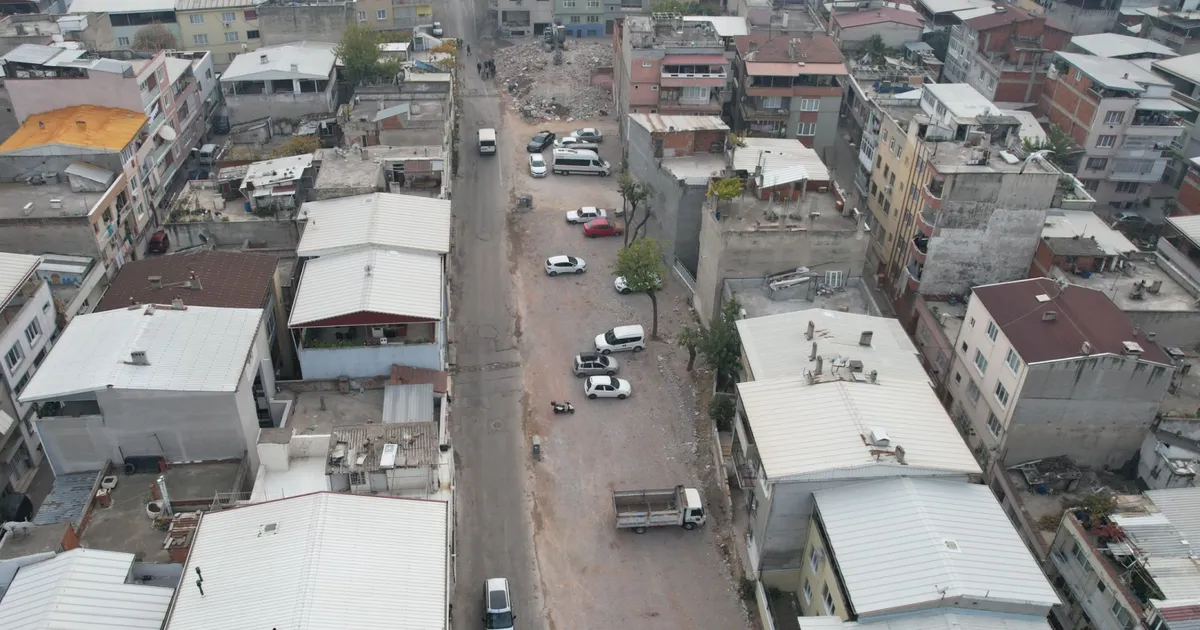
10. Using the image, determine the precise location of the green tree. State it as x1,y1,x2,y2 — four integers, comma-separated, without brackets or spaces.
922,31,950,62
678,326,702,371
708,393,735,432
708,176,744,201
617,172,652,246
271,135,320,158
700,298,743,390
613,237,668,339
864,34,888,65
132,23,177,51
337,23,384,86
1021,124,1078,172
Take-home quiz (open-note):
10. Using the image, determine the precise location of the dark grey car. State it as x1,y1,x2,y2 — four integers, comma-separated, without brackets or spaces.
573,353,619,377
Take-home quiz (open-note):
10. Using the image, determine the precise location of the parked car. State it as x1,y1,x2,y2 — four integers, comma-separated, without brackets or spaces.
572,128,603,143
554,136,600,152
484,578,515,630
583,218,623,238
147,229,170,254
1114,211,1151,227
573,353,619,377
566,206,607,223
527,130,555,152
529,153,547,177
594,324,646,354
585,375,631,399
545,255,586,276
614,274,662,294
431,21,443,36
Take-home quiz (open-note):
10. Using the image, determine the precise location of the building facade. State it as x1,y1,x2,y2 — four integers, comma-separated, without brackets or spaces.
1139,0,1200,56
177,0,266,69
220,42,337,124
0,253,55,493
557,0,604,36
355,0,436,32
67,0,179,49
942,5,1069,108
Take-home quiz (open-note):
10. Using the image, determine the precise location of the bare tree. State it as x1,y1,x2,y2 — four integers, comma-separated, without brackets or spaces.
132,23,178,51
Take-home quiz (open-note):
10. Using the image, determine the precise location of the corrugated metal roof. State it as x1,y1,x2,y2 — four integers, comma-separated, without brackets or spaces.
822,610,1052,628
64,161,115,184
164,492,448,630
2,43,67,65
289,247,443,327
222,42,336,81
0,548,174,630
1154,599,1200,630
1070,33,1177,59
628,113,728,133
20,305,262,401
733,142,831,184
745,61,848,76
296,192,451,257
1144,557,1200,600
176,0,264,10
737,376,979,480
1112,512,1191,556
327,422,440,473
69,0,176,11
1169,215,1200,247
383,383,435,423
681,15,748,36
737,308,920,381
1148,487,1200,543
814,478,1059,616
0,106,146,154
31,471,103,528
0,252,41,308
1055,51,1168,91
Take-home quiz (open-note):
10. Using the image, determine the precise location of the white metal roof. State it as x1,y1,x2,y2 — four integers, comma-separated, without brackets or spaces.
681,15,749,36
737,308,919,381
732,139,832,183
176,0,265,10
802,611,1052,629
998,109,1046,144
814,478,1059,616
0,252,41,308
1041,210,1138,256
296,192,451,257
69,0,176,12
221,42,336,81
914,0,990,14
241,153,313,189
1168,214,1200,247
628,113,729,133
1070,33,1177,59
1055,52,1168,91
164,492,448,630
289,247,443,327
737,376,979,481
0,548,174,630
165,56,192,85
1153,52,1200,84
924,83,1001,119
19,305,262,401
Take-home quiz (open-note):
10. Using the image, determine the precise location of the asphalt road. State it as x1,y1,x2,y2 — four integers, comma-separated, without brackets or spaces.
444,2,545,629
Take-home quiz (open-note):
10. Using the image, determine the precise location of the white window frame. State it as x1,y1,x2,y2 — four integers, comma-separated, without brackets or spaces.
800,98,819,111
357,10,367,21
193,34,208,45
221,11,236,21
985,320,998,342
117,36,130,46
802,580,812,604
987,412,1002,437
587,14,599,21
4,342,23,373
1096,135,1116,148
797,123,816,136
1104,111,1124,124
966,379,981,404
189,13,204,23
761,96,783,109
24,319,41,345
224,31,239,42
808,546,822,572
973,350,988,374
377,8,387,19
822,585,835,615
1005,348,1020,374
994,381,1010,407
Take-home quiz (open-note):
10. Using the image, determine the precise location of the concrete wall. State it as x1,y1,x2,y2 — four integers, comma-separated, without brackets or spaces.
1005,357,1172,469
835,23,923,52
5,71,140,124
626,121,711,275
1126,310,1200,350
0,217,102,262
0,84,19,146
794,515,849,617
258,3,351,46
163,218,300,250
297,323,444,379
0,280,56,424
0,150,125,184
224,83,337,125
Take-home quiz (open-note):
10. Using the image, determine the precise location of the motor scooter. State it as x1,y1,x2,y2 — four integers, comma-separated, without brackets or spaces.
550,400,575,414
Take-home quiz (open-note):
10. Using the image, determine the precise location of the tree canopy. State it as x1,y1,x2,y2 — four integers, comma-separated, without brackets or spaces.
337,24,387,86
132,24,177,51
613,237,668,339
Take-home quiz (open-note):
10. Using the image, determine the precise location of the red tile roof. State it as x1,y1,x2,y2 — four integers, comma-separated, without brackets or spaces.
96,250,278,312
970,278,1172,365
834,7,925,29
391,364,448,393
1160,604,1200,622
735,33,846,65
964,5,1038,30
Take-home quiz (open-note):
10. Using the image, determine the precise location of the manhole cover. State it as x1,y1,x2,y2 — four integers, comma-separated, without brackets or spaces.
490,421,503,430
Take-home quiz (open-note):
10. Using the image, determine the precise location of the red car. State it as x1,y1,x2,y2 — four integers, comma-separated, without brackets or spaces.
583,218,623,238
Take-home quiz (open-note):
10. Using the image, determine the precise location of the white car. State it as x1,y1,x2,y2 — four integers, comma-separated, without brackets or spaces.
431,22,443,36
565,206,607,224
614,274,663,294
585,375,631,400
572,127,603,143
545,255,586,276
529,153,547,177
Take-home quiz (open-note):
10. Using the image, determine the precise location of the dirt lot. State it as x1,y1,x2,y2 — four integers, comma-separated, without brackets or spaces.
500,117,751,630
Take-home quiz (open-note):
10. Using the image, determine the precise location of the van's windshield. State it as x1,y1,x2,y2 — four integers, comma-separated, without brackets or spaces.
604,330,619,344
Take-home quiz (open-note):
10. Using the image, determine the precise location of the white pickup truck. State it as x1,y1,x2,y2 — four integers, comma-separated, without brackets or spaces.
613,485,706,534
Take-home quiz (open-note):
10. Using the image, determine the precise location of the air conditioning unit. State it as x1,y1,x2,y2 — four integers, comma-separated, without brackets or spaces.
370,326,385,338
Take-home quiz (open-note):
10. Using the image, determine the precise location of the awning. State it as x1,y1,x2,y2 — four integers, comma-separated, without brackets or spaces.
661,54,728,66
1137,98,1190,112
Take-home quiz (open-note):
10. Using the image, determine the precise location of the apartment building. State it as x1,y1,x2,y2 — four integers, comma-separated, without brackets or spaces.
0,253,55,493
1043,52,1190,211
1178,156,1200,214
67,0,179,49
220,42,337,124
613,14,742,143
176,0,266,69
356,0,436,32
556,0,604,36
493,0,553,38
1015,0,1118,36
1139,0,1200,56
942,4,1069,109
1152,53,1200,186
733,33,846,155
947,277,1173,472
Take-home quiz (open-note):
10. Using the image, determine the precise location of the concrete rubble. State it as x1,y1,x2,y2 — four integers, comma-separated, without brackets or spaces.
493,41,613,120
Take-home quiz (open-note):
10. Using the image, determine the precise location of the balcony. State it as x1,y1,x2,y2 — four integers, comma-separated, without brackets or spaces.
1130,111,1184,128
910,234,929,264
740,100,791,121
917,206,936,236
1172,89,1200,111
660,64,728,89
923,178,945,210
1050,174,1097,211
905,261,923,292
659,99,722,114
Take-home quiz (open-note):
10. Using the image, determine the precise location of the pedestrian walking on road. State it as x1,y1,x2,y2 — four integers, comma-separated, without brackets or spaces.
466,43,471,55
477,62,482,75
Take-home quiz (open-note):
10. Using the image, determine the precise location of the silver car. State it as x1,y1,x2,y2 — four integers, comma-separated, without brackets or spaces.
573,353,619,377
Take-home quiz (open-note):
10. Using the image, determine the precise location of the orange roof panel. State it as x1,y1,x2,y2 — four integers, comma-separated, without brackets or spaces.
0,105,147,153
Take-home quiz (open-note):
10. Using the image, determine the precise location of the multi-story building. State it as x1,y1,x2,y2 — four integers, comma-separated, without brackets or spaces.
1043,487,1200,630
1151,53,1200,187
942,5,1070,109
1015,0,1118,37
828,8,925,53
947,277,1173,472
355,0,436,33
733,32,846,156
176,0,266,69
1139,0,1200,56
220,42,337,124
0,253,55,493
492,0,553,38
613,14,740,143
1178,156,1200,215
1043,52,1190,211
1067,32,1178,61
557,0,604,37
66,0,179,49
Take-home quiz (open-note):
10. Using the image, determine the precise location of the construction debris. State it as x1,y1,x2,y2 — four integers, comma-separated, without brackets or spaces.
494,41,613,120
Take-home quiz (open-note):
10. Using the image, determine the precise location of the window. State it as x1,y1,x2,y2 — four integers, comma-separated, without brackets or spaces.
15,372,29,394
587,0,600,5
1115,181,1139,193
1151,465,1161,479
24,319,41,345
985,320,998,341
587,14,599,21
193,34,208,45
1005,349,1020,373
42,301,50,313
1086,157,1108,170
1096,135,1116,148
1082,178,1100,192
117,36,130,46
248,29,260,39
569,15,581,23
225,31,239,41
799,98,819,111
966,379,981,403
189,13,204,23
994,381,1010,407
244,9,257,19
761,96,782,109
960,341,968,353
4,343,23,372
808,546,823,572
987,412,1002,437
221,11,236,21
680,86,708,101
356,10,366,21
228,52,238,62
562,0,576,6
973,350,988,374
797,123,816,136
377,9,387,19
822,585,836,616
1104,111,1124,124
802,580,812,604
1073,69,1082,81
1071,541,1088,564
1097,580,1106,593
641,61,651,68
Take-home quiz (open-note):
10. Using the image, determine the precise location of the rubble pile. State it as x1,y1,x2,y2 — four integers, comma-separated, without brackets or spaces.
494,41,613,120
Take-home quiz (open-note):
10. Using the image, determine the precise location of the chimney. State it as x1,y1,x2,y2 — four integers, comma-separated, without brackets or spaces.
810,341,818,360
805,320,815,341
129,350,149,366
788,39,797,60
895,445,906,464
1042,310,1057,321
171,297,185,310
869,370,878,383
1081,341,1092,355
149,275,163,289
76,120,86,131
260,54,268,64
859,331,874,346
814,355,823,375
188,271,202,290
1148,332,1157,342
290,63,299,72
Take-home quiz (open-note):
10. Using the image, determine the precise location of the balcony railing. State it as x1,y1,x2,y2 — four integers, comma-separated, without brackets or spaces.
917,207,936,236
740,101,791,120
926,178,945,199
1172,89,1200,111
1131,112,1183,127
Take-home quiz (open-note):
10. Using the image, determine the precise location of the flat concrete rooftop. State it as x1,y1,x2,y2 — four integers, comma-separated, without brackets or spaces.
924,136,1055,175
726,277,877,318
662,154,727,183
923,298,967,343
0,182,106,220
1054,256,1200,313
279,388,386,435
718,192,860,232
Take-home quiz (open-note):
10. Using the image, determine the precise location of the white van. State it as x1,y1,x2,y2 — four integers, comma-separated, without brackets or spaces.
595,325,646,354
479,128,497,155
552,148,610,176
